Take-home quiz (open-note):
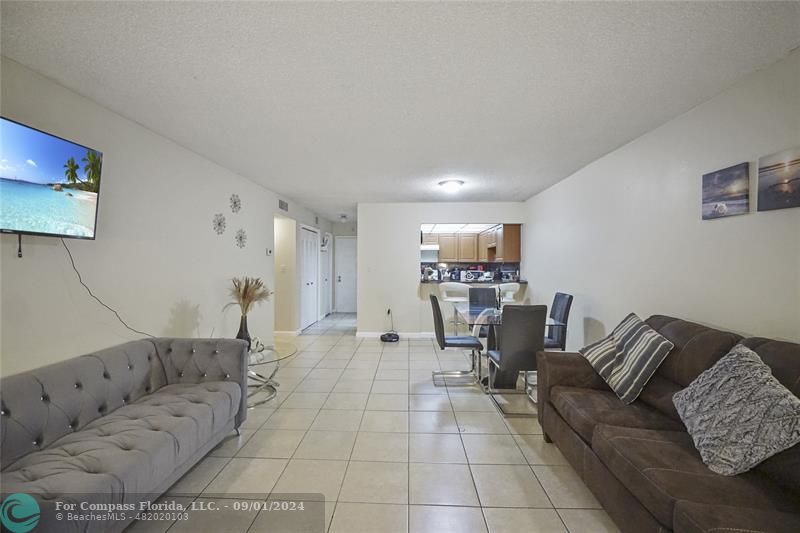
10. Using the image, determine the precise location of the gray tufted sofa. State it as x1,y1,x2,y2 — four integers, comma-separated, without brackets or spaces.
0,338,248,533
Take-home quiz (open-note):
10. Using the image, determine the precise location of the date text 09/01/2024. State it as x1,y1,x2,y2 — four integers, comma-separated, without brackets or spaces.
192,500,307,512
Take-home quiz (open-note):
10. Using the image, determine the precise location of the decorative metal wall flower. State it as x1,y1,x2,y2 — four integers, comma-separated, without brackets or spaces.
235,228,247,248
230,194,241,213
212,213,226,235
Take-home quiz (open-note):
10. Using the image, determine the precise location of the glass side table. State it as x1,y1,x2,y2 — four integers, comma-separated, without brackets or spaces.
246,340,299,407
247,348,280,407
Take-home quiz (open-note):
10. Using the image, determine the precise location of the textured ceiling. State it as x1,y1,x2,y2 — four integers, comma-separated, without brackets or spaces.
2,1,799,220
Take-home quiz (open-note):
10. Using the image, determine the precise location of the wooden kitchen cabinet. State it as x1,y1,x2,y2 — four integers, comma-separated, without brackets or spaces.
458,233,478,262
438,233,458,262
486,228,497,247
494,225,505,259
493,224,521,262
483,224,521,262
421,233,438,245
478,232,490,261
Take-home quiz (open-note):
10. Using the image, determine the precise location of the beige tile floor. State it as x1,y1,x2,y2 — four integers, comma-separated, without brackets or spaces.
127,314,620,533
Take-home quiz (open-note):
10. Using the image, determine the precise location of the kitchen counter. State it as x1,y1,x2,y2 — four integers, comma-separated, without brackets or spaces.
420,279,528,284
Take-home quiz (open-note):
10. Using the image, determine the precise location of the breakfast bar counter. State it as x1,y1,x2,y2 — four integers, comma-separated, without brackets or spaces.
416,279,529,333
419,279,528,284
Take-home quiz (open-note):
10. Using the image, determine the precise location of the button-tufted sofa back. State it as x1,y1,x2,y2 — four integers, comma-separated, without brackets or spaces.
149,338,249,428
0,337,249,471
0,340,167,470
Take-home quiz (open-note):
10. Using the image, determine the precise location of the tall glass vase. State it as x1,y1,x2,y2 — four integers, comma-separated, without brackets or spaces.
236,315,251,350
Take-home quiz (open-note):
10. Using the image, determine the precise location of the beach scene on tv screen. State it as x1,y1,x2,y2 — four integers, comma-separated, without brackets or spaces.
0,118,101,238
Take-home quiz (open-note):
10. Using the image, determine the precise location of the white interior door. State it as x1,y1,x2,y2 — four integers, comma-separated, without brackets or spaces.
320,234,333,319
335,236,357,313
300,227,319,330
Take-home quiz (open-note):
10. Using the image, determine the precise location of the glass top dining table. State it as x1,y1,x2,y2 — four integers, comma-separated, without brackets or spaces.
452,302,566,328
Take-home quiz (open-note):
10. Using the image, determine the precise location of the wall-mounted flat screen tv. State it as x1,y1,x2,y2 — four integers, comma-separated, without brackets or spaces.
1,117,102,239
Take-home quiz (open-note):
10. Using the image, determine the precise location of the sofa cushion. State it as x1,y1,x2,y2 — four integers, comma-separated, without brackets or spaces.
550,386,683,443
730,337,800,494
1,381,240,499
673,501,800,533
592,425,800,528
673,344,800,476
741,337,800,398
644,316,742,388
633,316,742,420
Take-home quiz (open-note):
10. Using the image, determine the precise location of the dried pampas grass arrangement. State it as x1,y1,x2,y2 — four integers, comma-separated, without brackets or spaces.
225,277,273,316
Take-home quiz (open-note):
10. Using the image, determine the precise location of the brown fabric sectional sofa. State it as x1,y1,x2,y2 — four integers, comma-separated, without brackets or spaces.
536,315,800,533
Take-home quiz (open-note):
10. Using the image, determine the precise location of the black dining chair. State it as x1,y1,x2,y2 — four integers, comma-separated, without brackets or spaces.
469,286,498,336
430,294,485,385
467,287,499,383
469,287,498,308
544,292,573,350
486,305,547,414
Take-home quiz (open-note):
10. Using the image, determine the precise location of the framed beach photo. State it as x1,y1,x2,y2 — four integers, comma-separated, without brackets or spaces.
758,146,800,212
702,162,749,220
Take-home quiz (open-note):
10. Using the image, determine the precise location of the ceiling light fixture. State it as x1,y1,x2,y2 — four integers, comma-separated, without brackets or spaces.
438,179,464,193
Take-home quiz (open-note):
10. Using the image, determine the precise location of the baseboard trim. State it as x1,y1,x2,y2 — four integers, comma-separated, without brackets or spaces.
356,331,435,339
275,330,301,336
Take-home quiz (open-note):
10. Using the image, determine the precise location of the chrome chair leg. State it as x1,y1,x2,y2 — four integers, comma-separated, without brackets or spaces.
431,349,479,386
485,364,537,417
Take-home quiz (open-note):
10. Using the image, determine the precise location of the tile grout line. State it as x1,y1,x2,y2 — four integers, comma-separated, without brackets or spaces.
326,329,370,533
445,350,493,533
243,326,337,533
244,319,357,533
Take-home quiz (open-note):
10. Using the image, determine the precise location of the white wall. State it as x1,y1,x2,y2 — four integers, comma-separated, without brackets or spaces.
357,202,526,334
522,50,800,348
333,221,357,237
273,216,298,333
0,57,330,375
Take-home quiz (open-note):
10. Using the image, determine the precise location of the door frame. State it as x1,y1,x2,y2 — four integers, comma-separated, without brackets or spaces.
334,236,357,313
299,224,321,330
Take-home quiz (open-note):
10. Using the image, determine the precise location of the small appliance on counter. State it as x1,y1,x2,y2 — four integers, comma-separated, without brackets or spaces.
449,268,461,281
480,271,494,281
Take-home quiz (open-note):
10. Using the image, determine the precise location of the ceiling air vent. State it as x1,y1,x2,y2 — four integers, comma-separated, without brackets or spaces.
278,199,289,212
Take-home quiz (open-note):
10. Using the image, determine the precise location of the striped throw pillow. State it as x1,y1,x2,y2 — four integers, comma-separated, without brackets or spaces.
578,329,619,381
580,313,674,404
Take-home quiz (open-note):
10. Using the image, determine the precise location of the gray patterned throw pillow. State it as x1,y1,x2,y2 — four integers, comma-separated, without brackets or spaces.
673,344,800,476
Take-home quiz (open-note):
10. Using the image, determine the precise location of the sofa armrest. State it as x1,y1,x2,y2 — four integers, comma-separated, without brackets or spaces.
150,338,249,429
673,501,800,533
536,351,609,426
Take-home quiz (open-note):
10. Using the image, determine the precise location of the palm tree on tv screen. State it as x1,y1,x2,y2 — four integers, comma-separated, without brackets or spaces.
63,157,80,184
82,150,102,192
